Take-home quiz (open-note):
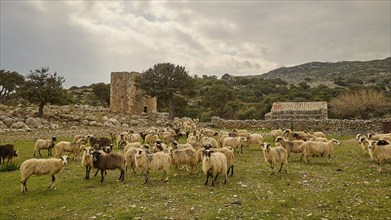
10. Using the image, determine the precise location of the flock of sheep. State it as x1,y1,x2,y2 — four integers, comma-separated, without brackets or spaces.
1,117,390,193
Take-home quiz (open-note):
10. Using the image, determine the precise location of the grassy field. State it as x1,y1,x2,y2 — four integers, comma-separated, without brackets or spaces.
0,133,390,220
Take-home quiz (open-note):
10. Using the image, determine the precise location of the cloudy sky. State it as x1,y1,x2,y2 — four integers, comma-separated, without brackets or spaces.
1,1,390,87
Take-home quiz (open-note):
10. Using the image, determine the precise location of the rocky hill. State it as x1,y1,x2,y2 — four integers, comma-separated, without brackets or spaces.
256,57,391,86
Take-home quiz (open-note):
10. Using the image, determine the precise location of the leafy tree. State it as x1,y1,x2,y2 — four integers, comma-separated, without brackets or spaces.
0,70,25,100
91,83,110,107
329,89,391,119
135,63,195,119
19,67,67,117
200,82,234,118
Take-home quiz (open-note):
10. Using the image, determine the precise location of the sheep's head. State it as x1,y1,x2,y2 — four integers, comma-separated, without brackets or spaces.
103,145,113,154
60,155,69,165
203,144,212,150
13,150,19,160
368,140,377,150
92,151,102,163
355,134,363,141
203,149,214,159
283,129,291,136
331,139,340,145
275,136,284,142
51,136,57,142
358,137,366,144
135,149,145,159
262,142,271,152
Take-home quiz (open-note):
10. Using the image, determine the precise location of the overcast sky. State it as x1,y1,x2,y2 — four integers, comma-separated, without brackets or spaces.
1,1,390,87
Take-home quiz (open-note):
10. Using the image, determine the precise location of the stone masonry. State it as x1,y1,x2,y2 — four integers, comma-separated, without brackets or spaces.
265,101,328,120
110,72,157,115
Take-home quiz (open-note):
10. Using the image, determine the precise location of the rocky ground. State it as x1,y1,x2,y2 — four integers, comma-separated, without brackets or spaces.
0,104,172,142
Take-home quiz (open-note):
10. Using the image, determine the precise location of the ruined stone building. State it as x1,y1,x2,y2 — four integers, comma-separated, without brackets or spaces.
265,101,328,120
110,72,157,115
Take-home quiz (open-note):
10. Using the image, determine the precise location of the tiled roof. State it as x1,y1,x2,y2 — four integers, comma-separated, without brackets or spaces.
271,102,327,113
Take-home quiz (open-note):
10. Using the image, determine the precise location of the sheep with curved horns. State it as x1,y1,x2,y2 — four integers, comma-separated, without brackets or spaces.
134,149,171,183
367,140,391,172
20,155,69,193
262,142,288,175
33,136,57,157
299,139,340,163
202,149,227,186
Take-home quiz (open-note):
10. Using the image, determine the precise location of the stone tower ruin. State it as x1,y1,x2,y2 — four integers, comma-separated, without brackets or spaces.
110,72,157,115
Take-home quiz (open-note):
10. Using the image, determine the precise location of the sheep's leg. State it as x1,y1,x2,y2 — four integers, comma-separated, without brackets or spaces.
278,163,284,173
85,167,90,180
100,170,105,183
33,150,36,157
144,171,149,183
21,179,28,193
38,150,42,157
161,170,168,182
119,170,125,181
204,172,211,185
94,169,99,177
48,149,51,156
299,153,304,161
230,165,234,176
48,175,55,188
377,162,382,172
270,165,275,175
223,173,227,184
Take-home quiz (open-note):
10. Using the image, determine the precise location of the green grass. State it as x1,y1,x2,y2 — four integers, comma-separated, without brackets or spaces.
1,135,390,219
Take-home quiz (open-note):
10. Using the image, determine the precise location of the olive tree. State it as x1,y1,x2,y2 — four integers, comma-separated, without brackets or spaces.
19,67,67,117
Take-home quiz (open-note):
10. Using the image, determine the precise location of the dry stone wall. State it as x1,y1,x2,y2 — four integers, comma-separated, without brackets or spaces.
211,116,390,134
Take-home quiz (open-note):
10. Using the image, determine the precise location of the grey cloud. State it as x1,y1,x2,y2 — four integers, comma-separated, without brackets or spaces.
1,1,389,87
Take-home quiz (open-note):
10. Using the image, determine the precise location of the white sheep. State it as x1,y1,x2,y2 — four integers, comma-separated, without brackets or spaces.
134,149,171,183
33,137,57,157
200,128,219,137
202,149,227,186
262,142,288,175
168,145,198,175
209,146,235,176
54,140,86,160
368,133,391,142
202,137,219,148
123,142,142,153
367,140,391,172
145,132,159,146
152,140,167,153
275,136,305,160
299,139,340,163
20,155,69,193
222,136,247,154
231,129,248,138
270,129,284,139
245,133,264,149
124,146,141,173
81,147,94,179
311,131,326,138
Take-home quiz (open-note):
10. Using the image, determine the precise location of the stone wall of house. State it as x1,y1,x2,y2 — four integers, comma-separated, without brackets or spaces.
210,117,390,134
110,72,157,115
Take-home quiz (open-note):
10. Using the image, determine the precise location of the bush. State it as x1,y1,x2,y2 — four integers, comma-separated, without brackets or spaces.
0,163,19,172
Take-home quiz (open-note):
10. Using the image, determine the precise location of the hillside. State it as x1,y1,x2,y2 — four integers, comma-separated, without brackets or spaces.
256,57,391,86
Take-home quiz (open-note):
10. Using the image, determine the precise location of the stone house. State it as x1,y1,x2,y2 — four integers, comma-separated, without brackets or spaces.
265,101,328,120
110,72,157,115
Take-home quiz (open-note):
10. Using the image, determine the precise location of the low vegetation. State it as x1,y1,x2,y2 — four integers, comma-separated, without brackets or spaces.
1,133,390,219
